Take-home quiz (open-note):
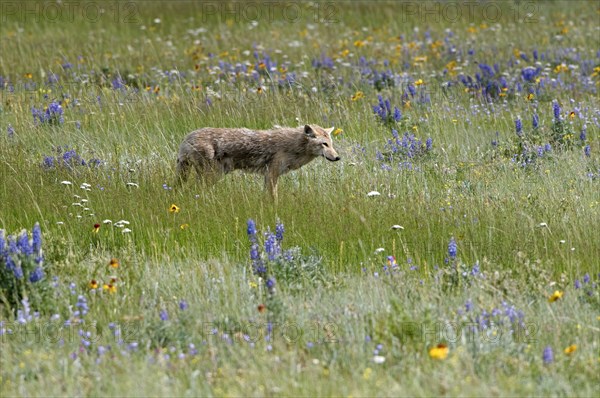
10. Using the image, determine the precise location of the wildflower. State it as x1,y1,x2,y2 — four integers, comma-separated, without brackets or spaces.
527,93,535,101
109,258,119,268
465,299,473,312
179,300,188,310
247,219,257,237
583,273,590,284
584,145,591,157
250,243,260,261
429,343,449,360
257,303,266,313
264,231,278,260
515,118,522,136
75,295,89,317
333,128,343,136
574,280,581,289
180,223,189,230
17,230,33,256
89,280,98,289
373,355,386,364
29,266,44,283
351,91,364,101
385,256,396,268
579,126,587,142
393,106,402,122
553,101,561,121
159,310,169,321
426,137,433,151
563,344,577,355
569,111,575,119
275,221,284,242
532,113,539,128
542,346,554,364
548,290,563,302
93,223,100,233
169,204,180,213
103,284,117,293
7,124,14,138
367,191,381,197
448,237,457,259
266,278,276,294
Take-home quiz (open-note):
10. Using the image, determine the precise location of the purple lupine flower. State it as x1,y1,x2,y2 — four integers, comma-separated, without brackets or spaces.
426,137,432,151
17,230,33,256
250,243,260,261
515,118,523,136
448,237,457,259
393,106,402,122
584,145,591,157
7,124,14,138
32,222,42,254
247,219,257,243
75,295,88,317
29,266,44,283
159,310,169,321
179,300,188,311
266,278,275,290
465,299,473,312
542,346,554,364
0,230,5,257
264,231,277,260
532,113,539,128
275,221,284,242
553,101,561,121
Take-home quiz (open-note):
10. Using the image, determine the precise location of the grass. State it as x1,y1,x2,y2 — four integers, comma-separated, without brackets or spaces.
1,1,599,396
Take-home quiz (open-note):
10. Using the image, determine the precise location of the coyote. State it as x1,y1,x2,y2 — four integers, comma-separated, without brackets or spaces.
176,124,340,199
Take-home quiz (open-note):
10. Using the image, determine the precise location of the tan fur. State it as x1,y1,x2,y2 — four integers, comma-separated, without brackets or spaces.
176,124,340,200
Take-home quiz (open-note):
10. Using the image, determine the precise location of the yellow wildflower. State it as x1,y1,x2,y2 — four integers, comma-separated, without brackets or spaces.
548,290,563,302
169,204,180,213
351,91,364,101
564,344,577,355
429,343,449,360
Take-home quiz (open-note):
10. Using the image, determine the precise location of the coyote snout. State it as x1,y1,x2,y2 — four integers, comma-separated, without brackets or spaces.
176,124,340,200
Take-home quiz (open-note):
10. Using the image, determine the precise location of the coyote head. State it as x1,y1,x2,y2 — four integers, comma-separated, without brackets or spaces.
304,125,341,162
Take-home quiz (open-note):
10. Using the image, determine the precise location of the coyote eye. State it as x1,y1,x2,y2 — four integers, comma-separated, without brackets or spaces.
322,142,329,147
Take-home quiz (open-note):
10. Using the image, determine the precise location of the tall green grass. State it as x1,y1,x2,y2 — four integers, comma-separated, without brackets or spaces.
0,1,598,396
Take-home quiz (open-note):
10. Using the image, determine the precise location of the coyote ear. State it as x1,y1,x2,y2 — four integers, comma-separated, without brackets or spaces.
304,125,316,137
325,127,335,135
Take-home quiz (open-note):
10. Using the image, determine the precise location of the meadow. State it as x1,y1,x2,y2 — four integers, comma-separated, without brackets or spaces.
0,0,599,396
